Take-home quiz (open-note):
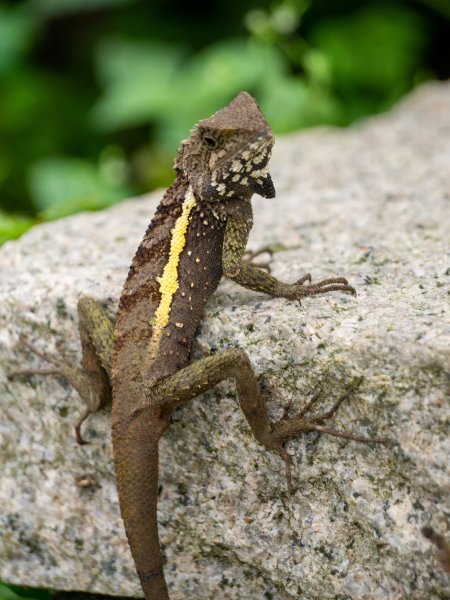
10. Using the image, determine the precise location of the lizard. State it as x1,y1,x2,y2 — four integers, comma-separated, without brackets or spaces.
10,92,391,599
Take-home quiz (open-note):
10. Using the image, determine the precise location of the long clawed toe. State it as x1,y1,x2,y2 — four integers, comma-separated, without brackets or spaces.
295,275,356,299
75,406,93,445
279,445,295,495
274,385,394,451
9,335,93,445
301,388,393,445
10,335,74,380
275,386,394,494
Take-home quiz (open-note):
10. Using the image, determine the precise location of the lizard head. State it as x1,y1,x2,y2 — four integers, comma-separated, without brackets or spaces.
175,92,276,201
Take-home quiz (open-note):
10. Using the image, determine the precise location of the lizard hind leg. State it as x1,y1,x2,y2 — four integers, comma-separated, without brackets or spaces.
115,353,393,598
150,350,392,492
9,296,114,444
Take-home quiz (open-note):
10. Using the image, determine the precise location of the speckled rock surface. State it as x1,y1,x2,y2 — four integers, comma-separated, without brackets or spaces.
1,82,449,600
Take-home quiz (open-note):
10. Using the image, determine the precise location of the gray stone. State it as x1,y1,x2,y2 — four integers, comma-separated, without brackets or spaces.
1,82,449,600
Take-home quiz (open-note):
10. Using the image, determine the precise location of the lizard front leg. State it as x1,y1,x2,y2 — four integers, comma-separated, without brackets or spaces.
222,212,356,299
9,296,114,443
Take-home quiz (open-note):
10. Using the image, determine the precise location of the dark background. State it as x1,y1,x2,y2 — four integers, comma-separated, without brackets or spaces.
0,0,449,245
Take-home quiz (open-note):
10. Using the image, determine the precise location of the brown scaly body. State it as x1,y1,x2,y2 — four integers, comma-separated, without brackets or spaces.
11,92,391,600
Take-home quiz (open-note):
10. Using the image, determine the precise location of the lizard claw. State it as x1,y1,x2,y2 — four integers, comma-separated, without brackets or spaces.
271,380,395,486
9,334,106,444
292,275,356,300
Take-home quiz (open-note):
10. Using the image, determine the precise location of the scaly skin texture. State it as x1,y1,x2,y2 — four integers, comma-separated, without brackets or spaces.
11,92,391,599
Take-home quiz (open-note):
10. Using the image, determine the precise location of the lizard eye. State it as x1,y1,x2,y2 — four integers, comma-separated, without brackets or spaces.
203,134,219,150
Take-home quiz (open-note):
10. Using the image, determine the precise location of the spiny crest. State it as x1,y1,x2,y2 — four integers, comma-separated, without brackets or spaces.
198,91,270,133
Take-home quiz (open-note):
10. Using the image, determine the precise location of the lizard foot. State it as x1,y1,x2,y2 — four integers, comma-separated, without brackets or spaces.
291,274,356,302
8,335,106,444
272,380,394,493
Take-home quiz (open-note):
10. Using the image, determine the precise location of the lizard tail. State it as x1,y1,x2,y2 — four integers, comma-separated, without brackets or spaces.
112,416,170,600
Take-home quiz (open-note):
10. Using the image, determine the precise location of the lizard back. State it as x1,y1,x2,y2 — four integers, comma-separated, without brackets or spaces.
112,179,227,397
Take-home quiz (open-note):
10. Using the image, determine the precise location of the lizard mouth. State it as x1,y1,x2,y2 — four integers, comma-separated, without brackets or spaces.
252,173,275,198
203,129,275,200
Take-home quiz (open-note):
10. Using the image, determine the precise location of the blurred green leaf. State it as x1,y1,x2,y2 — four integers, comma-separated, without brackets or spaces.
0,583,52,600
416,0,450,18
91,38,186,131
0,583,24,600
311,5,426,117
28,0,139,17
259,74,341,132
28,157,130,219
0,211,34,245
0,6,35,75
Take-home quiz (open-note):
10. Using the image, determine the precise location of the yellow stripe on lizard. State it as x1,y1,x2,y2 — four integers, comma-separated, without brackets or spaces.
148,188,197,361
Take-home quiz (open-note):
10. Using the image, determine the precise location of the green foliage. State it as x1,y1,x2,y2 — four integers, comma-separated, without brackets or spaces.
29,154,129,220
0,583,52,600
0,6,35,75
310,5,426,119
0,211,34,245
0,0,448,244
